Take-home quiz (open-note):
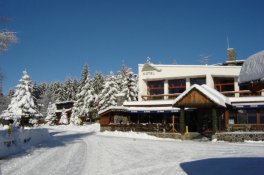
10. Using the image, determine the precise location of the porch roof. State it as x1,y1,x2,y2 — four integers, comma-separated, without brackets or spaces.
173,84,230,108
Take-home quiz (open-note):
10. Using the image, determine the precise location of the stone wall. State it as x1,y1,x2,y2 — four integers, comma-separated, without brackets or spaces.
215,132,264,142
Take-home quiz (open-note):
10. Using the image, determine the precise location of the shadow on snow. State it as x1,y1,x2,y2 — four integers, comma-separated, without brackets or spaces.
1,129,95,160
180,157,264,175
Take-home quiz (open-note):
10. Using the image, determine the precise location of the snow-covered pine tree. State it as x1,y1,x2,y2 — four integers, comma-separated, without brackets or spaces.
59,108,68,125
72,78,79,101
63,77,75,101
92,71,105,117
32,82,42,100
0,71,40,127
39,88,51,117
45,102,57,125
116,64,127,93
122,67,138,101
0,94,10,114
79,64,89,92
99,71,118,111
71,64,93,124
117,65,138,102
83,76,96,120
93,72,105,95
54,82,65,102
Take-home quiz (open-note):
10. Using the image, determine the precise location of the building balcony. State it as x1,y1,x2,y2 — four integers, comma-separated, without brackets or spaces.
141,89,264,101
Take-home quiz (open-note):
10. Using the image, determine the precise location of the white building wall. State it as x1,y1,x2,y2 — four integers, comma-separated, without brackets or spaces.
234,77,240,97
138,64,241,101
186,78,191,89
164,79,169,100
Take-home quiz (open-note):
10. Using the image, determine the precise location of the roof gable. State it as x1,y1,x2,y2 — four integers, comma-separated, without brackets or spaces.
142,63,162,72
173,84,230,108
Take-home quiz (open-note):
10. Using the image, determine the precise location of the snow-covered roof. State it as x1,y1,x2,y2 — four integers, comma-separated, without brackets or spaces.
98,105,180,116
55,108,73,113
128,106,179,112
139,64,242,68
229,96,264,104
238,50,264,84
98,106,128,115
173,84,230,107
55,101,75,105
123,100,174,107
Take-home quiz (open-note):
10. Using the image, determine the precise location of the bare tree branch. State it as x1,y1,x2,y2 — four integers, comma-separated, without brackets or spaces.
0,31,17,52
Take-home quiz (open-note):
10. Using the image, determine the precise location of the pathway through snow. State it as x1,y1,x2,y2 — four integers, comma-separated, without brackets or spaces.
1,125,264,175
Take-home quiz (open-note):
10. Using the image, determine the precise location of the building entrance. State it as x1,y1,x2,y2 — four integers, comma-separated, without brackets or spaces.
185,109,212,133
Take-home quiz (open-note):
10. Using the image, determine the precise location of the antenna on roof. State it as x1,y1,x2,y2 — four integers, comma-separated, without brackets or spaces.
146,57,151,64
227,36,230,49
199,54,211,65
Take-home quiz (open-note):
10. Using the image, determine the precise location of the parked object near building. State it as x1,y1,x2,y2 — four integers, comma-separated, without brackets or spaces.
99,49,264,137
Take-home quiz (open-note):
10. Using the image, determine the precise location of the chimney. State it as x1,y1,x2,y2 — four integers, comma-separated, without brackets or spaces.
116,93,125,106
227,48,236,61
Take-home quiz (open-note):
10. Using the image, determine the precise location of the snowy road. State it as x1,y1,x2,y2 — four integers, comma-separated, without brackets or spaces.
1,126,264,175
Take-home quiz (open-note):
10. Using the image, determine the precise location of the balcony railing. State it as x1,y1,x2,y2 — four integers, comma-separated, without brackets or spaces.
142,90,264,101
141,93,181,101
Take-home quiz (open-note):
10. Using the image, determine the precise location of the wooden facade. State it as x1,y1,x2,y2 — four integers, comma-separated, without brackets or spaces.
174,89,218,108
99,85,264,134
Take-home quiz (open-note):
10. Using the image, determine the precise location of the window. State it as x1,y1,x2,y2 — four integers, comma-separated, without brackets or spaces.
147,80,164,100
236,110,257,124
260,110,264,124
190,77,206,86
214,77,234,96
239,84,261,97
247,110,257,124
168,79,186,94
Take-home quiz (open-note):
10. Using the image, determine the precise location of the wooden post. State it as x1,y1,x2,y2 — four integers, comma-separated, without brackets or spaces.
170,114,177,133
180,108,185,134
225,110,229,129
257,110,260,125
212,108,217,133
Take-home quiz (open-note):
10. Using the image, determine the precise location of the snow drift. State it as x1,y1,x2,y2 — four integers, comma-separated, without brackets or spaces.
0,127,51,158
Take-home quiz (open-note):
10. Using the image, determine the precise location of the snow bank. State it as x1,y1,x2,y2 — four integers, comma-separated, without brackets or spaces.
0,127,51,158
42,123,100,133
244,140,264,144
98,130,176,141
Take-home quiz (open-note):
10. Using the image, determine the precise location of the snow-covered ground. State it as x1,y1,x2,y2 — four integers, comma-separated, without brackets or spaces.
0,126,51,158
1,124,264,175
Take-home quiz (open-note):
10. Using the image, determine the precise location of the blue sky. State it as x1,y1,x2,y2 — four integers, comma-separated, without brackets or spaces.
1,0,264,94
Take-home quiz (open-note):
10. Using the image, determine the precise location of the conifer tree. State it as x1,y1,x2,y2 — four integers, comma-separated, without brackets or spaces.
79,64,89,92
116,64,138,102
92,71,105,117
99,71,118,111
0,71,40,126
59,108,68,125
64,77,75,101
71,64,94,124
45,102,57,125
122,68,138,101
54,82,65,102
93,72,105,95
72,78,79,101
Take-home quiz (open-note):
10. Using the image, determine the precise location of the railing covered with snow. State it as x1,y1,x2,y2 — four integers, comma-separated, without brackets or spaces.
142,90,264,100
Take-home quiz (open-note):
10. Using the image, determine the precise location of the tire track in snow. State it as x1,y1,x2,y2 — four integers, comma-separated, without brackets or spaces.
2,134,88,175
